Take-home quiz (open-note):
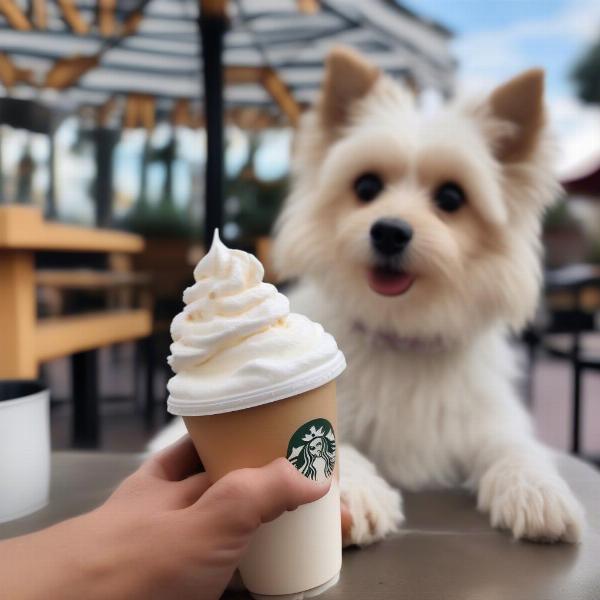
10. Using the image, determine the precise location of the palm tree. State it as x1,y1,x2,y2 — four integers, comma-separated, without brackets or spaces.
572,35,600,105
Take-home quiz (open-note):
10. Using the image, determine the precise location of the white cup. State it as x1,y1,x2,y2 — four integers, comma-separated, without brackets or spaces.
0,381,50,523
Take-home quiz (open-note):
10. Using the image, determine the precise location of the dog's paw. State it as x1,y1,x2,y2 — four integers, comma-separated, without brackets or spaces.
478,457,584,543
340,446,404,546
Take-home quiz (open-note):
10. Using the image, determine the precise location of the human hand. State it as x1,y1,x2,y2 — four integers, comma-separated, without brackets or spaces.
1,436,330,600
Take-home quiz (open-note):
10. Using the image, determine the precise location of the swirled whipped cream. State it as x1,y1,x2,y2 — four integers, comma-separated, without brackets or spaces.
167,231,346,415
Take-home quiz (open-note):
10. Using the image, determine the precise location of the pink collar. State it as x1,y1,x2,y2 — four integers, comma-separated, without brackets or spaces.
352,321,448,353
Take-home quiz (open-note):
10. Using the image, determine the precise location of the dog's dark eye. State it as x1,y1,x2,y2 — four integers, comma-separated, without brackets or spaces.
354,173,383,203
434,182,465,213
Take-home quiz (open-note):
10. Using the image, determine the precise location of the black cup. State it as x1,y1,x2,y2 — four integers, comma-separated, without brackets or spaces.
0,380,47,404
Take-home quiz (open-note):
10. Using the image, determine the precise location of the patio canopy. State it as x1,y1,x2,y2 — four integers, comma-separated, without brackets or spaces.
0,0,455,241
1,0,454,123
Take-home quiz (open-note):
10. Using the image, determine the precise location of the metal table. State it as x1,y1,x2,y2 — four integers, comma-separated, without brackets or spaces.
1,452,599,600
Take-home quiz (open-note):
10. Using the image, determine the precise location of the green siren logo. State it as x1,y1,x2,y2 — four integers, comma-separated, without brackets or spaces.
287,418,336,482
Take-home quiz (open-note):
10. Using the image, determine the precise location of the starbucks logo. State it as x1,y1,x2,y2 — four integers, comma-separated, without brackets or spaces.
287,418,336,482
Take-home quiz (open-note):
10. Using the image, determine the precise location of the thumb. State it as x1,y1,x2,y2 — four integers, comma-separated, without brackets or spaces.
196,458,331,540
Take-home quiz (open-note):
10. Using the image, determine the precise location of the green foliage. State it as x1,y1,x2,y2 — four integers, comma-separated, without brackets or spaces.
120,198,197,239
589,237,600,263
543,198,579,229
226,173,288,238
225,130,289,238
120,135,202,239
120,132,202,239
571,34,600,105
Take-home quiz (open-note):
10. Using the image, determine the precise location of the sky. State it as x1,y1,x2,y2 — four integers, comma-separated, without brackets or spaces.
403,0,600,178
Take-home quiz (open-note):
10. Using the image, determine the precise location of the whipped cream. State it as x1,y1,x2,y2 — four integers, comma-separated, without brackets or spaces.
167,231,346,415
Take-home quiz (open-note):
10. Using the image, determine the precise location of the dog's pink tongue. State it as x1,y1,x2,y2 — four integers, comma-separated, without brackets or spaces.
368,268,415,296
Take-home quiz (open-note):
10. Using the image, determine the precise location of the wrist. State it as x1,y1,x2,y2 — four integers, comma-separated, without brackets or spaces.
68,508,163,600
29,509,149,600
0,512,113,600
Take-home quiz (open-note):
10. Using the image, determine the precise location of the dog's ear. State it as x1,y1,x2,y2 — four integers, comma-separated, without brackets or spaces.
319,46,381,130
481,69,545,162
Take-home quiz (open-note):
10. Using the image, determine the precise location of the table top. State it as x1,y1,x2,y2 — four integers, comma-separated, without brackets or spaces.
1,451,599,600
0,205,143,253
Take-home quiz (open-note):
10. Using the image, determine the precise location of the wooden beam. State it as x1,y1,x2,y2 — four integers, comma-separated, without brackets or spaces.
124,94,155,130
0,53,17,87
261,68,302,126
297,0,319,14
225,65,262,85
98,0,116,37
189,108,205,129
0,53,34,88
45,0,143,91
226,65,302,126
36,309,152,362
140,95,155,130
172,98,190,127
57,0,90,34
170,99,207,129
16,64,33,85
0,0,32,30
0,251,37,378
96,96,117,127
122,8,143,35
0,205,144,253
200,0,227,18
31,0,48,29
124,95,138,129
44,54,99,89
229,107,279,130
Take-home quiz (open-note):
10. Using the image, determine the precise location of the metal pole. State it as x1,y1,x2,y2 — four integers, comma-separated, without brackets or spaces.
570,286,584,455
0,127,4,203
198,6,226,248
47,132,57,219
94,128,118,227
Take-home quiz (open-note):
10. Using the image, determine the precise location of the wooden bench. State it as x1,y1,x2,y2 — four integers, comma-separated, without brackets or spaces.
0,205,152,446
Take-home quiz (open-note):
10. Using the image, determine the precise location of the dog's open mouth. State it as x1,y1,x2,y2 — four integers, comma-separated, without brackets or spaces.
368,266,415,296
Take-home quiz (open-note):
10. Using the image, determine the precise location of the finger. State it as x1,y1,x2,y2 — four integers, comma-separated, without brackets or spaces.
341,501,353,546
142,435,203,481
196,458,331,539
174,472,212,507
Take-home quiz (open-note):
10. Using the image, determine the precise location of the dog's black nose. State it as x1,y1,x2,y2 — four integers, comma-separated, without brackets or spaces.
370,218,413,256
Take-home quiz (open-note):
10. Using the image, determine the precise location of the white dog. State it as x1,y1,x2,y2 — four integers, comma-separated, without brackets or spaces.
152,47,584,547
272,47,584,546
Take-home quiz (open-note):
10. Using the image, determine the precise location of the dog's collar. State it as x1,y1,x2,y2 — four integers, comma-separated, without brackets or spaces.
352,320,448,353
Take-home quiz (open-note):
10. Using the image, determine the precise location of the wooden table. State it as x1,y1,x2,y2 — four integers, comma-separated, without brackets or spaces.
1,451,599,600
0,205,153,445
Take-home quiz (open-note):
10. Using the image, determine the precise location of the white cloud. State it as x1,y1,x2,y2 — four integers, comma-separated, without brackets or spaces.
550,96,600,178
455,0,600,93
452,0,600,177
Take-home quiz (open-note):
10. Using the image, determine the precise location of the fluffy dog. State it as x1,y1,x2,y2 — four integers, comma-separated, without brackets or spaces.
273,47,585,545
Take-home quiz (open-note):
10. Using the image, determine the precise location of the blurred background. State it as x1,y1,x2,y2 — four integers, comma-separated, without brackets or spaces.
0,0,599,463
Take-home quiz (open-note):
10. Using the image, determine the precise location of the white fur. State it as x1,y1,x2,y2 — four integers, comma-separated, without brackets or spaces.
339,444,404,545
288,282,583,543
271,57,585,545
150,58,585,546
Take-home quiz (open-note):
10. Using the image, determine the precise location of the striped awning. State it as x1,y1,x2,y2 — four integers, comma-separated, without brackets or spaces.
0,0,455,124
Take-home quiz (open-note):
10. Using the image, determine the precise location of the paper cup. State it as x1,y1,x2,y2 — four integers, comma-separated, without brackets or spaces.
0,381,50,523
184,380,341,599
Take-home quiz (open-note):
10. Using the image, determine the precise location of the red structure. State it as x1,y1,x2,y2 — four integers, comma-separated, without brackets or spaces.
563,161,600,199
